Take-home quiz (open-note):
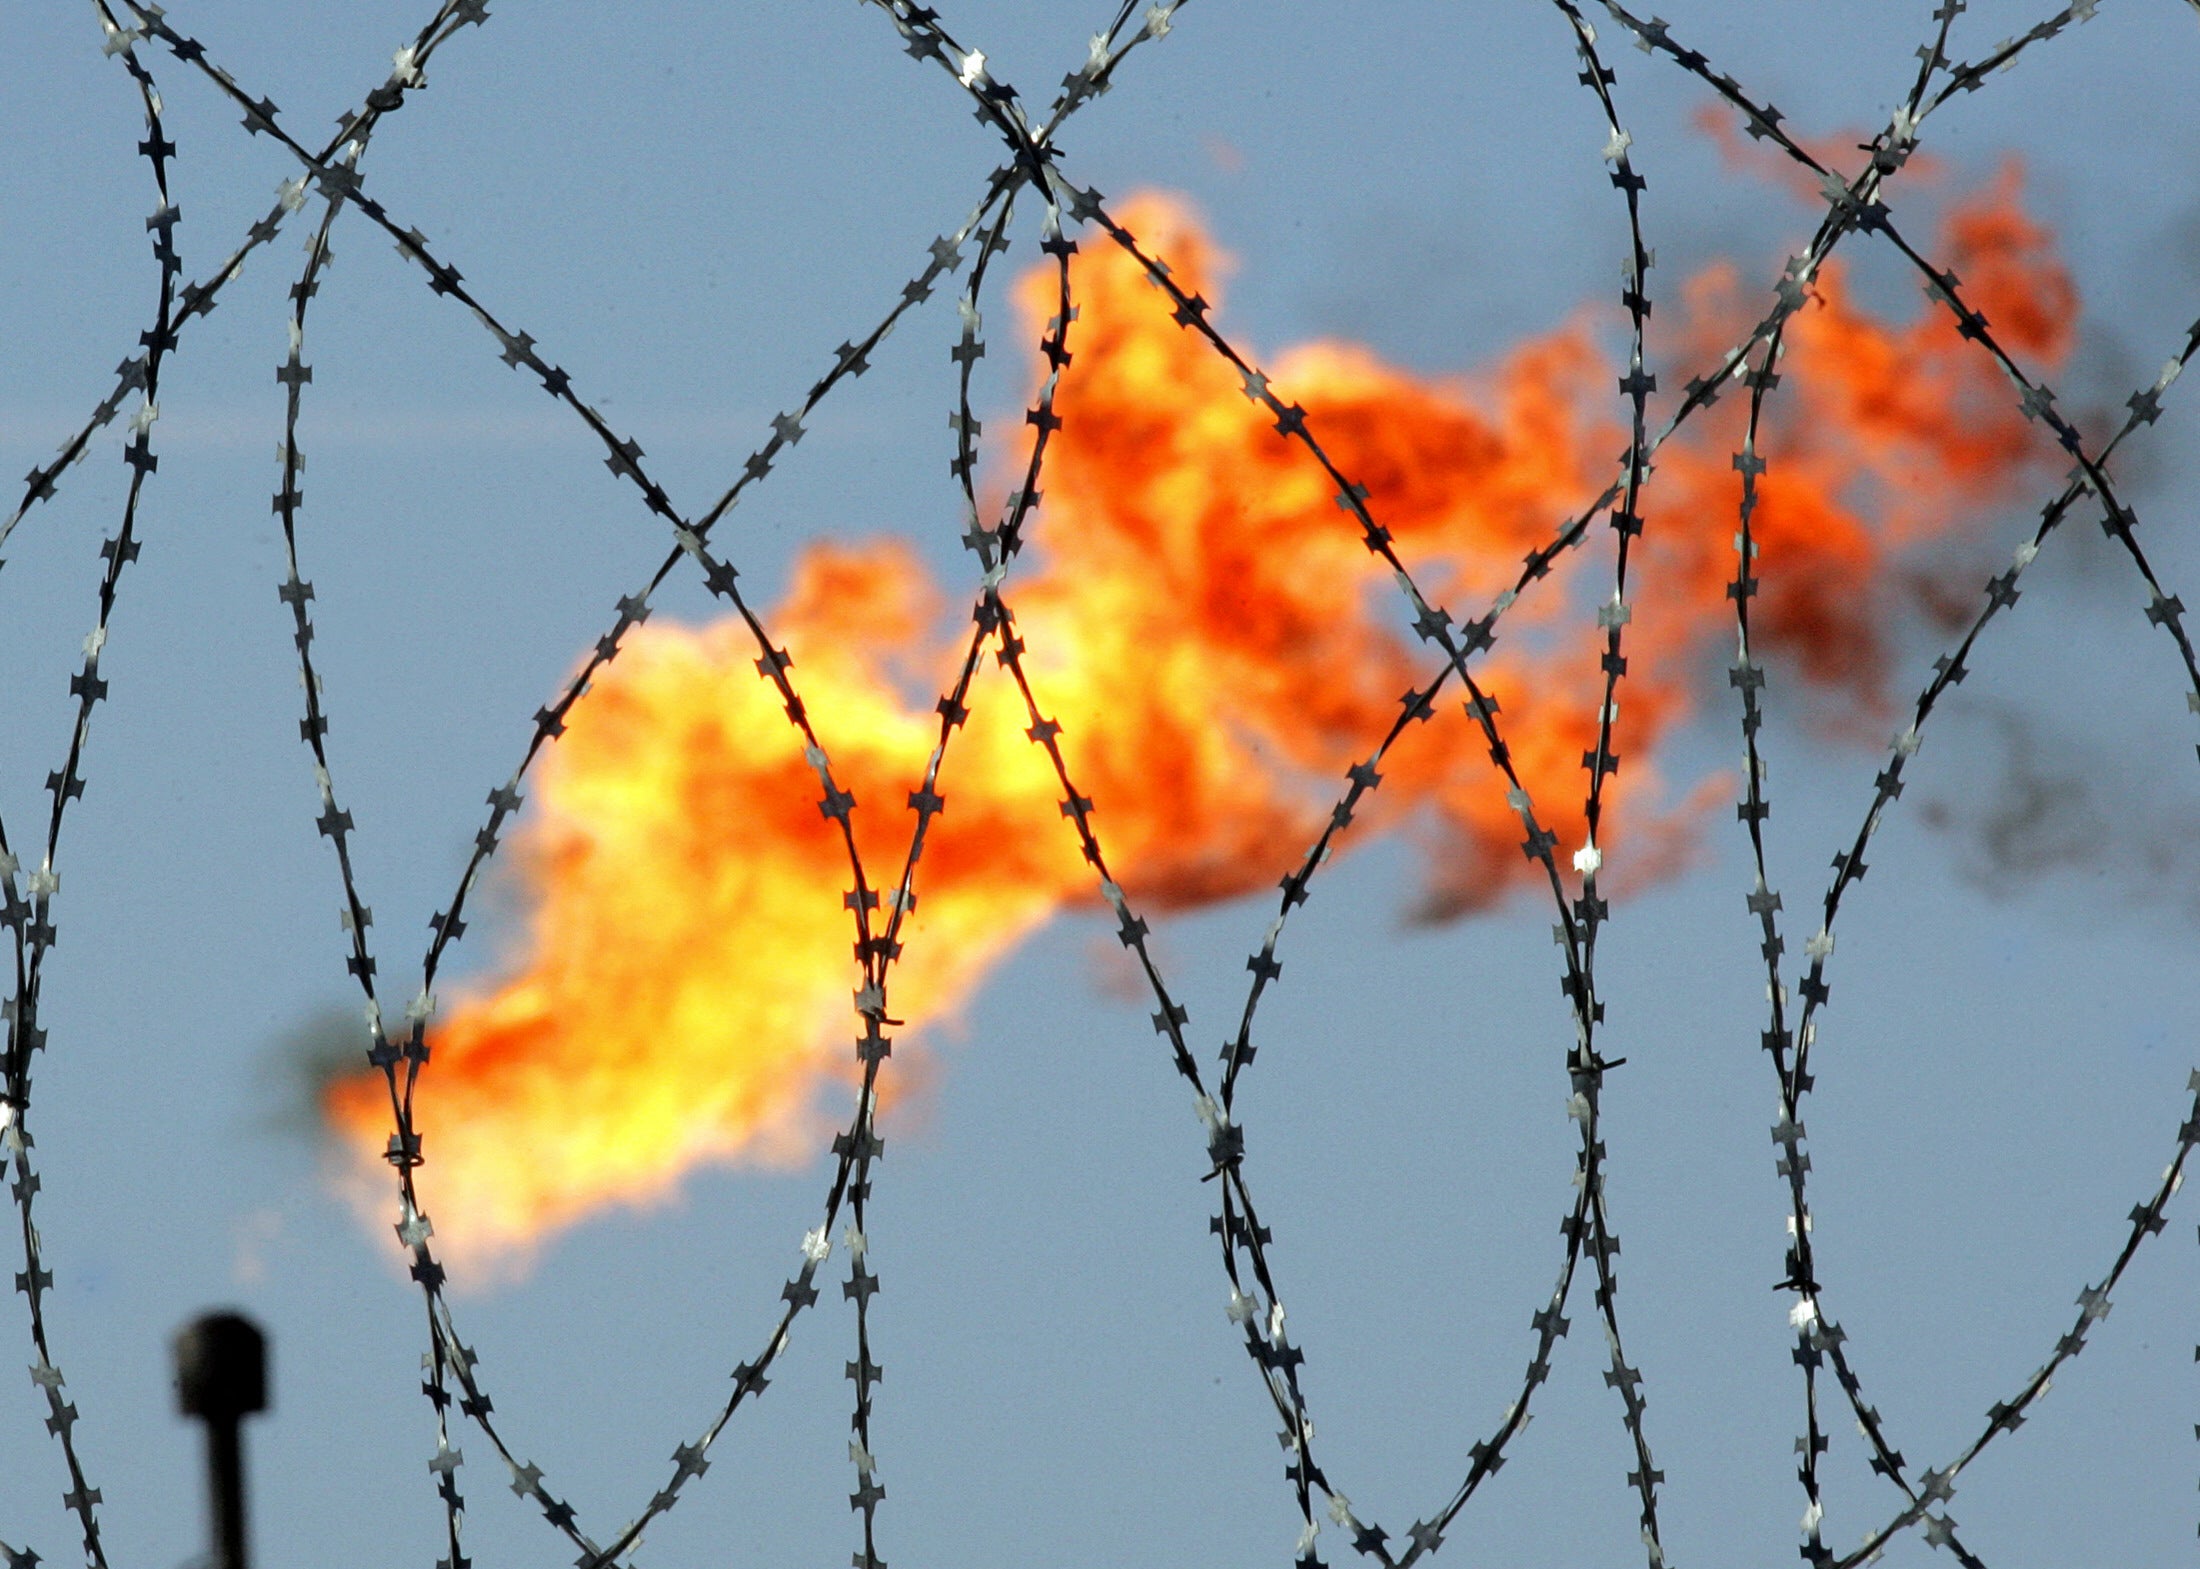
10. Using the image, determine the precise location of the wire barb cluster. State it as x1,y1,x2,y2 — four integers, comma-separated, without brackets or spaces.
5,1,2199,1566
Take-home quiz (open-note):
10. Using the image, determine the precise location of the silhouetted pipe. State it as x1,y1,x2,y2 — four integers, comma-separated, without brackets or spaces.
174,1312,267,1569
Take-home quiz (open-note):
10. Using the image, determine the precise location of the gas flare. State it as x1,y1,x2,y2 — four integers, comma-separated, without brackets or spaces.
325,169,2076,1262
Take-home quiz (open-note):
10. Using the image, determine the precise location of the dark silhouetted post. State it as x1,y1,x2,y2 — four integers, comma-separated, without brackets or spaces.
174,1312,268,1569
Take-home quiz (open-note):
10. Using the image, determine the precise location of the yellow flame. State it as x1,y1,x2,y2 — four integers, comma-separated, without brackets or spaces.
327,177,2074,1262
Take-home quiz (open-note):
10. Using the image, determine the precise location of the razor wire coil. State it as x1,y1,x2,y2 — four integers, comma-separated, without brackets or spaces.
5,2,2200,1566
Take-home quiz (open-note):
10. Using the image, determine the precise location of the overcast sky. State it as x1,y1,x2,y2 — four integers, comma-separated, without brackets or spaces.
6,3,2200,1567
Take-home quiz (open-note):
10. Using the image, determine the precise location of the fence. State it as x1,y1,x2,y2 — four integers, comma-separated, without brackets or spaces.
6,2,2200,1565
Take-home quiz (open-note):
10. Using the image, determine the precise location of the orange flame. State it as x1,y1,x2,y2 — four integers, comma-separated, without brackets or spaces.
325,172,2077,1261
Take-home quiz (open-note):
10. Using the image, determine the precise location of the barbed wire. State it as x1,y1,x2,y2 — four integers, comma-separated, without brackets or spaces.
5,2,2198,1566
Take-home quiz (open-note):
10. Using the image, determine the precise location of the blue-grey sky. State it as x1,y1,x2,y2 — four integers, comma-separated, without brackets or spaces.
6,3,2200,1567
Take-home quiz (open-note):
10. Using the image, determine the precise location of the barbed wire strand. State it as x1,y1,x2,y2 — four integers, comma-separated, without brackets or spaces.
217,3,1175,1564
1590,4,2200,1562
2,6,187,1565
